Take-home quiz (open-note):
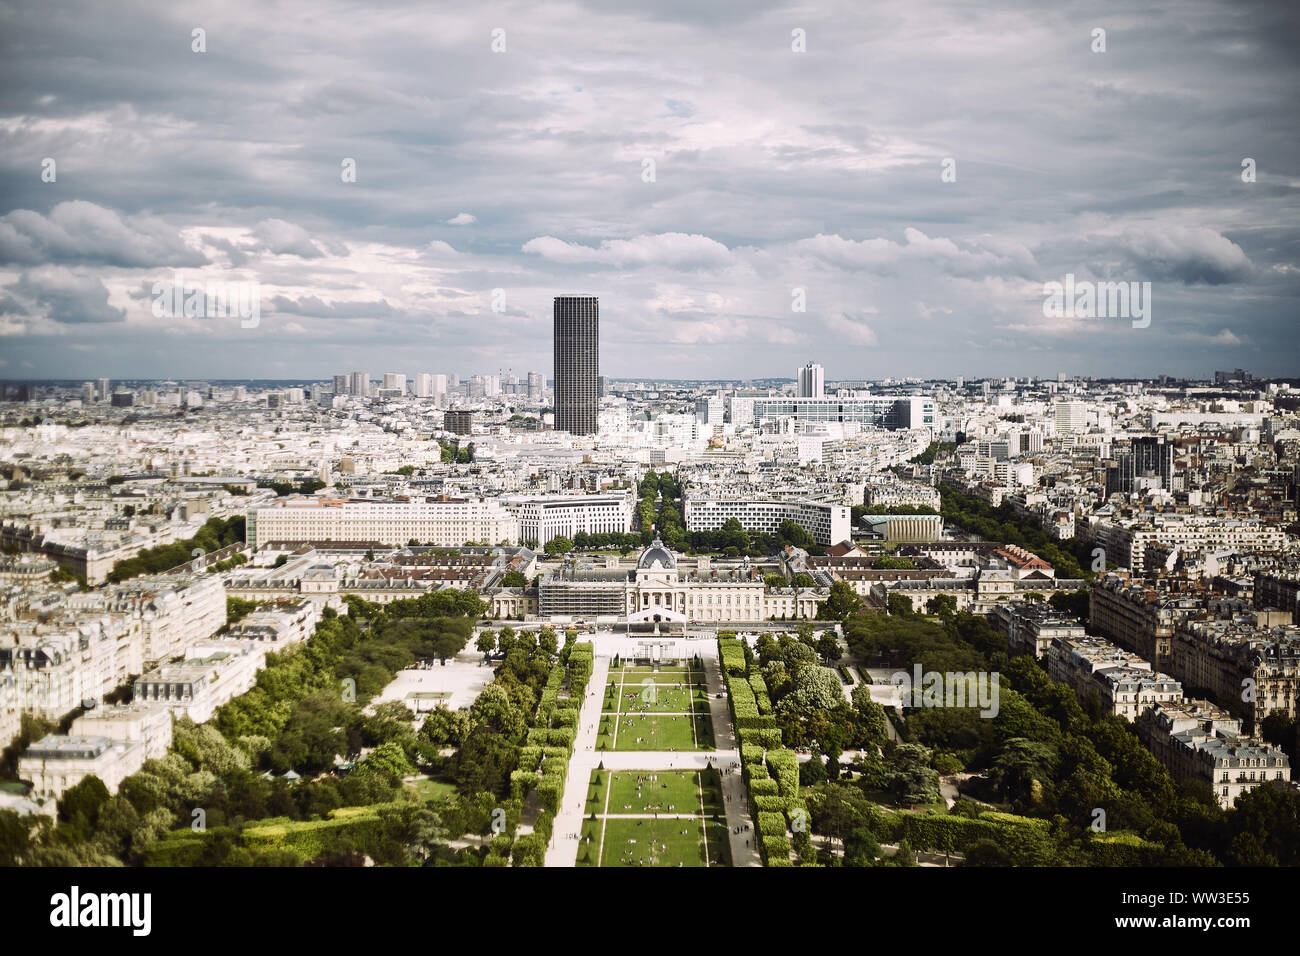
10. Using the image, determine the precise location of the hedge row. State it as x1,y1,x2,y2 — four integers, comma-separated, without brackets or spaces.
875,809,1055,863
737,727,783,750
717,634,807,866
720,638,747,678
765,751,798,798
568,643,594,696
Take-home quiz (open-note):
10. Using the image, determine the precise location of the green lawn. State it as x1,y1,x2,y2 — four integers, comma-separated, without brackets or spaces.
585,768,724,815
612,683,701,715
578,768,729,867
605,770,703,815
596,713,714,751
599,818,715,867
407,779,457,803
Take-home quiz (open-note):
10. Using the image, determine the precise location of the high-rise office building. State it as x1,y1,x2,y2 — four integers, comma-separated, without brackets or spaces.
332,374,348,396
554,295,599,435
527,371,544,400
797,362,824,398
1054,400,1087,434
382,372,406,394
348,371,369,398
444,410,473,435
96,378,111,402
1106,436,1174,495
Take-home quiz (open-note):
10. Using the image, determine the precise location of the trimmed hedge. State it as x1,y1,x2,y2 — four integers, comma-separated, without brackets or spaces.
720,639,747,677
766,750,799,798
761,833,791,864
753,795,787,814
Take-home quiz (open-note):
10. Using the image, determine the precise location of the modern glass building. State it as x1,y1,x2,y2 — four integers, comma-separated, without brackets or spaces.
748,396,934,430
553,295,599,435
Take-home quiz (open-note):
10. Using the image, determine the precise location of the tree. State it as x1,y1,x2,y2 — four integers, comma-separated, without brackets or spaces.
543,536,574,556
1048,589,1091,620
777,520,814,549
965,840,1013,866
989,738,1060,805
502,570,528,588
432,624,469,665
818,580,863,621
925,595,958,620
844,825,881,867
816,632,841,664
777,666,845,717
362,741,414,785
886,593,915,617
850,685,888,744
420,707,470,748
804,781,876,850
469,684,526,740
475,630,496,658
58,775,110,837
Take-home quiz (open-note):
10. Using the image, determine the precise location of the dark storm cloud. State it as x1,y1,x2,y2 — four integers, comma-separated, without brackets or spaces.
0,0,1295,379
11,267,125,324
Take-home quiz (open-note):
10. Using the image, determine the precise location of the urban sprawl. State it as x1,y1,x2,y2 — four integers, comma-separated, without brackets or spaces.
1,303,1297,868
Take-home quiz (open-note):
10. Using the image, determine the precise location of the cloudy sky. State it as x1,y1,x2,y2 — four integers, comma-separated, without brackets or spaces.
0,0,1297,382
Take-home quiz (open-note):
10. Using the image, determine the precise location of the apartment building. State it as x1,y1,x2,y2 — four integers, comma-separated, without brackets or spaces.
18,734,148,802
1046,633,1183,719
226,599,321,646
991,601,1087,658
1089,572,1204,673
133,639,266,724
1138,699,1292,809
247,495,519,548
1171,620,1300,731
1255,571,1300,624
863,481,941,510
69,701,174,761
1094,515,1289,574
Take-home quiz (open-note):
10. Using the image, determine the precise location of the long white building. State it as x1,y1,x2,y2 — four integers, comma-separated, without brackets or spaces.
747,396,934,430
247,495,519,548
504,491,635,548
684,496,851,545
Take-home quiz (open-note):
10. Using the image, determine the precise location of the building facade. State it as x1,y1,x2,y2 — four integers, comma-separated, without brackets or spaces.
553,295,599,436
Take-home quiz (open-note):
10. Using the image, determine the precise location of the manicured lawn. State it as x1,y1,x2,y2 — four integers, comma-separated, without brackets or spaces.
597,713,713,751
613,683,699,715
605,770,703,815
599,818,712,867
585,768,724,815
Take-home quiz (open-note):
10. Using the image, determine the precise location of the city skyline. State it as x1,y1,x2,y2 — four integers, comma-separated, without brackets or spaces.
1,1,1297,382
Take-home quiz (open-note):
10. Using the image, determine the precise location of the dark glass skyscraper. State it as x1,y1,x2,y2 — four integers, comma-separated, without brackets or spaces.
553,295,599,435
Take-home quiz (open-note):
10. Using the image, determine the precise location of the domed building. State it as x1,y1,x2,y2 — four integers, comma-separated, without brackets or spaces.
536,536,827,623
